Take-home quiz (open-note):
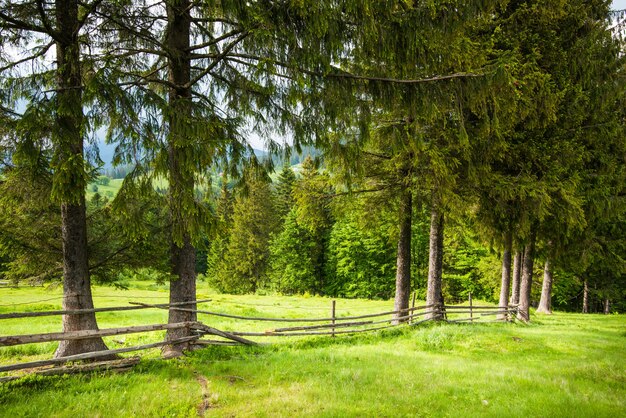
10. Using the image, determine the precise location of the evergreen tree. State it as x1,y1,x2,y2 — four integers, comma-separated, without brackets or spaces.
292,156,333,292
206,173,233,284
0,0,114,357
325,200,397,299
213,173,278,293
268,208,318,294
274,163,297,220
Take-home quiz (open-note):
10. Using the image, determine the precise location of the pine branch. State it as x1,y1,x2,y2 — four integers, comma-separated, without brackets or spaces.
92,9,165,50
186,28,247,52
324,186,392,199
77,0,107,30
0,40,55,73
107,46,169,58
186,30,250,88
0,10,49,35
191,17,239,26
362,151,392,160
223,53,484,85
88,243,134,272
35,0,60,40
222,56,298,82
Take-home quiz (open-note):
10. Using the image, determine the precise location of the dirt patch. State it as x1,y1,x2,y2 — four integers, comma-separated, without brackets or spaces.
196,375,219,416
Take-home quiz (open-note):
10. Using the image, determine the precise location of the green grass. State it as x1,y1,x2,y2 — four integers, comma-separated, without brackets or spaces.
1,283,624,417
86,178,125,199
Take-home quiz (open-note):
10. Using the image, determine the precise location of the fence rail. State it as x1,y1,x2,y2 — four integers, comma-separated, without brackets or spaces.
0,296,519,378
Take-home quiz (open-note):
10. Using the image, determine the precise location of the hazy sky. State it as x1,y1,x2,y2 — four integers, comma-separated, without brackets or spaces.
613,0,626,10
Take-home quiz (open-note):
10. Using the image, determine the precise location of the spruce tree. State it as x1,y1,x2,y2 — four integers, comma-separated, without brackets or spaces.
0,0,113,357
215,172,278,293
274,163,297,220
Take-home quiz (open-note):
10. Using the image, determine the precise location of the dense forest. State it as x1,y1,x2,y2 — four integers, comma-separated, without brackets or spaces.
1,0,625,359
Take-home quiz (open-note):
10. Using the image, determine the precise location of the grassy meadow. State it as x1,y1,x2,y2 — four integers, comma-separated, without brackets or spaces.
0,281,624,417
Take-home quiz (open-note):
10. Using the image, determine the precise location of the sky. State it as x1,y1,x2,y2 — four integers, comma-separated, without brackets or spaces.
613,0,626,10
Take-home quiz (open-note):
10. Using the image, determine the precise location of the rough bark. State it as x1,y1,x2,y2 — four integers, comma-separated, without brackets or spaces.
536,258,553,314
163,0,197,358
517,226,537,322
510,251,522,305
392,191,412,323
497,231,512,320
426,204,445,320
54,0,109,358
582,280,589,313
604,299,610,315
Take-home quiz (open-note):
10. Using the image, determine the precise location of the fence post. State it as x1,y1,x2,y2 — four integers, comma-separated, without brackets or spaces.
331,300,336,338
410,292,416,324
469,292,473,321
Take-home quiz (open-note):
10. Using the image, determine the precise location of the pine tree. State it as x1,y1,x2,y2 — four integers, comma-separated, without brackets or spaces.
0,0,113,357
274,163,297,220
292,156,333,292
268,208,318,294
214,173,278,293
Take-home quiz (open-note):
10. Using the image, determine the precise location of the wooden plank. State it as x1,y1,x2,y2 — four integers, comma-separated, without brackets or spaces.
0,299,212,320
193,340,242,346
479,311,509,317
0,336,199,373
0,322,197,346
271,320,373,333
442,310,506,315
331,300,336,338
443,305,500,310
230,321,411,337
133,301,436,323
189,323,258,346
0,357,141,382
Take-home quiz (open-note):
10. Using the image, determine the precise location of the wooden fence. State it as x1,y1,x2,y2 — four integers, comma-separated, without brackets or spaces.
0,297,519,379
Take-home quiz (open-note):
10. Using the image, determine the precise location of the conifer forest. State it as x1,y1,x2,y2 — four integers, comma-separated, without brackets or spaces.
0,1,625,416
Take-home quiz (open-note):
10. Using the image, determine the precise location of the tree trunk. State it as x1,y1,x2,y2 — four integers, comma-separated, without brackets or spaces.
54,0,109,358
604,299,610,315
163,0,197,358
497,231,512,320
536,258,553,314
517,225,536,322
393,191,412,323
510,251,522,305
582,280,589,314
426,204,444,320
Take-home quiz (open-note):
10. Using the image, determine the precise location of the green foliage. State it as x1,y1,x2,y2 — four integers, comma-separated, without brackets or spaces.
274,163,297,219
0,161,169,285
325,202,397,299
0,164,61,284
268,208,319,294
210,174,278,293
293,156,333,233
443,217,500,303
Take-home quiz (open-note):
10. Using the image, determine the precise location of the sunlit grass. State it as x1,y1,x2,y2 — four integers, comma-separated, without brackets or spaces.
1,283,624,417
